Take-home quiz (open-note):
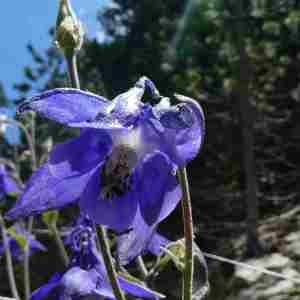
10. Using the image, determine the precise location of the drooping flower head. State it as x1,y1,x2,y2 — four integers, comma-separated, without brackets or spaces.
31,216,164,300
0,223,46,261
0,165,21,200
7,77,205,233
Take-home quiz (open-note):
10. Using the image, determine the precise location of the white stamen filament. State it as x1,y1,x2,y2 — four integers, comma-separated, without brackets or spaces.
111,127,146,162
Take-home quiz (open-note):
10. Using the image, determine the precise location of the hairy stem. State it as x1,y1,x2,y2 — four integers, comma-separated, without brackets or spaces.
13,146,20,175
64,40,125,300
178,168,194,300
98,226,127,300
24,113,37,300
23,246,30,300
65,53,80,89
51,225,69,267
136,256,148,280
22,217,34,300
0,214,20,300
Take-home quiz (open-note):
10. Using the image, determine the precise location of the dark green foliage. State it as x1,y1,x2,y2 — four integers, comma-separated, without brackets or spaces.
12,0,300,245
0,83,8,106
4,0,300,297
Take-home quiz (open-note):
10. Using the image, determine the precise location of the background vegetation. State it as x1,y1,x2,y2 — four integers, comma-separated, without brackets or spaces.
2,0,300,299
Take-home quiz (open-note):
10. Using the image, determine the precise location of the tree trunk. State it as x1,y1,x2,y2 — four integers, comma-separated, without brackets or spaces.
227,0,262,256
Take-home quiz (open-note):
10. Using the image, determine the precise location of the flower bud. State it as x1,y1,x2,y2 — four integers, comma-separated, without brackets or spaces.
55,0,84,56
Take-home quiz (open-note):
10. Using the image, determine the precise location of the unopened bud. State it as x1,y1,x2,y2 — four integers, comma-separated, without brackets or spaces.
55,0,84,56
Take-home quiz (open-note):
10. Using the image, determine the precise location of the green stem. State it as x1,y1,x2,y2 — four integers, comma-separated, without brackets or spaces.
53,48,79,269
178,168,194,300
64,41,125,300
30,226,69,267
98,226,127,300
23,217,34,300
23,246,30,300
65,52,80,89
51,225,69,267
0,214,20,300
13,146,20,175
24,112,37,300
29,114,37,169
136,256,148,280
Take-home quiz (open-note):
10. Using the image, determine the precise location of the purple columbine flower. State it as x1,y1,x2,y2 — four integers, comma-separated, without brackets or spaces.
31,216,164,300
117,207,171,265
7,77,205,232
0,165,21,200
0,223,46,261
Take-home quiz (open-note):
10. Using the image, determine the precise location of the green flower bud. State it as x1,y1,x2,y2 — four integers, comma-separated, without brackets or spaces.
55,0,84,56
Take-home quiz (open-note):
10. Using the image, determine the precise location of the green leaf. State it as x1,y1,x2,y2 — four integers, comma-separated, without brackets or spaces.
155,239,186,273
262,21,280,36
6,192,19,199
118,271,145,285
7,227,27,250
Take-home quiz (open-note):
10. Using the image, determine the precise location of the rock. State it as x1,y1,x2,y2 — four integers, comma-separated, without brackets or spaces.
258,253,292,270
260,280,293,297
285,241,300,258
234,253,292,284
237,288,258,300
285,232,300,243
235,265,263,283
281,267,300,279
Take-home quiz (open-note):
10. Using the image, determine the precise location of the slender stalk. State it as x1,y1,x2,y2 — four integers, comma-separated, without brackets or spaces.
98,226,127,300
0,117,34,300
24,113,37,300
51,225,69,267
136,256,148,280
29,114,36,159
13,146,20,175
65,53,80,89
0,158,17,172
178,168,194,300
0,159,23,187
0,214,20,300
58,35,78,270
22,217,33,300
64,39,126,300
23,246,30,300
33,226,69,266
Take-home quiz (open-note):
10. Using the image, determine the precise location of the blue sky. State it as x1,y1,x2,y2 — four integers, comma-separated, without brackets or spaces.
0,0,107,99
